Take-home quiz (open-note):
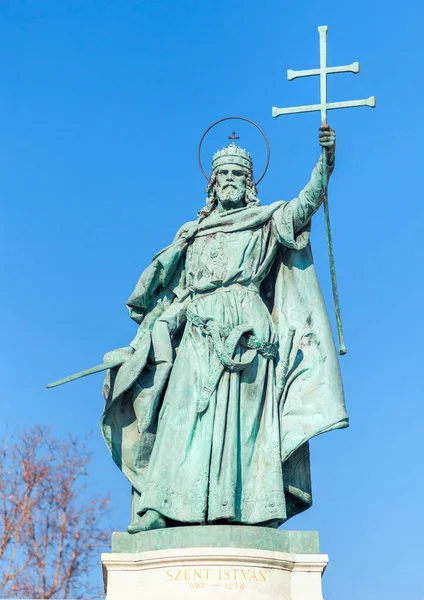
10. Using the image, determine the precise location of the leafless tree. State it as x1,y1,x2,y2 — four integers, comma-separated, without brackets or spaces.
0,426,110,599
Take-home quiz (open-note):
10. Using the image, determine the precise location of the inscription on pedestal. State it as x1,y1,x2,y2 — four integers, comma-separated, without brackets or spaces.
166,567,268,591
103,531,328,600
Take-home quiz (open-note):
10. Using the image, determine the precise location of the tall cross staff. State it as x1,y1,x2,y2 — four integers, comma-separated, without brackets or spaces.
272,25,376,355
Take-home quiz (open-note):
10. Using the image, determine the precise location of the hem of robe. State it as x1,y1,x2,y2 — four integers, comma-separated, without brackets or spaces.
164,518,285,529
138,493,288,525
138,506,289,529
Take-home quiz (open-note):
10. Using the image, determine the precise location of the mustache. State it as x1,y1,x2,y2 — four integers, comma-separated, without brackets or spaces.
223,183,237,189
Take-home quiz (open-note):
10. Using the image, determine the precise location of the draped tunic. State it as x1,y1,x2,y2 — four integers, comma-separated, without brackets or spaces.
101,156,348,527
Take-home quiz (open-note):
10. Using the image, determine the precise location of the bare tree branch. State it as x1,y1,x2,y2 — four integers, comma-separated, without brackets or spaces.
0,426,111,599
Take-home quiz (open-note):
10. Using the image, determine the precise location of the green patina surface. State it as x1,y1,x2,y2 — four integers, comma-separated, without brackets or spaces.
48,127,348,534
99,127,348,533
46,24,379,539
112,526,320,554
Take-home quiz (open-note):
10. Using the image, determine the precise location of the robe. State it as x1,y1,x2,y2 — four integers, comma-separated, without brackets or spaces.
101,157,348,527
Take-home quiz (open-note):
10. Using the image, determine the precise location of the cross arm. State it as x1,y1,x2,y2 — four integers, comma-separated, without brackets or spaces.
287,62,360,81
272,96,376,118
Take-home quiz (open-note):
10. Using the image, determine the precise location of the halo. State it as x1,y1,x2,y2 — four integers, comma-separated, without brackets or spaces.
197,116,271,185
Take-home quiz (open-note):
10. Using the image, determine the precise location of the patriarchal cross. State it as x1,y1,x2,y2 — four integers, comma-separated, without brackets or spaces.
272,25,376,123
272,25,376,355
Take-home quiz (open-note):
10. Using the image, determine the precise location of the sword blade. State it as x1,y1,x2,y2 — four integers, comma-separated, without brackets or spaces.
46,359,123,389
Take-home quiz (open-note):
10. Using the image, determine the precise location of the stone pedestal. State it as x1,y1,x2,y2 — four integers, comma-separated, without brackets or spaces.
102,526,328,600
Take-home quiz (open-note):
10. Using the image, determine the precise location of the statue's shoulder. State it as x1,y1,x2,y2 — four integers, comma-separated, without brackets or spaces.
246,200,287,221
174,220,198,242
268,200,287,210
151,220,198,262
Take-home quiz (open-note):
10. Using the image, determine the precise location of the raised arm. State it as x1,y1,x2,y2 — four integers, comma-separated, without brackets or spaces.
290,125,336,232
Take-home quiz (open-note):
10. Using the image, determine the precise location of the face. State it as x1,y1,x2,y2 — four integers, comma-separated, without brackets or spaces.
215,164,247,210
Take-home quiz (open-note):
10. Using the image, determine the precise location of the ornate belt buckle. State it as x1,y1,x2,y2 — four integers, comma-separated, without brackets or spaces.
261,341,277,360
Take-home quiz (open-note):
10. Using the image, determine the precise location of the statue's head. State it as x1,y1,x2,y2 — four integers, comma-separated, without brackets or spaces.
198,142,260,221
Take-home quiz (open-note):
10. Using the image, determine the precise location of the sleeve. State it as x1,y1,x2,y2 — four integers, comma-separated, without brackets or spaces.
273,154,334,241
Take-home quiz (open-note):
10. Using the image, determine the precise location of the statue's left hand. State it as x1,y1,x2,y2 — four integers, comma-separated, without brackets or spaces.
319,125,336,149
103,346,134,364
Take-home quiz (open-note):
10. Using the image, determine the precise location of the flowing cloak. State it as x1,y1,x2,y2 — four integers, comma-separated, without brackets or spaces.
101,200,348,524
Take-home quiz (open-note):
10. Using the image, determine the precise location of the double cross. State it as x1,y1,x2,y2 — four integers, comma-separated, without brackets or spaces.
272,25,376,124
272,26,376,355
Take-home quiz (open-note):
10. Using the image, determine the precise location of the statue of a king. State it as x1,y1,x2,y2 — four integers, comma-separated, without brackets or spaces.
100,125,348,533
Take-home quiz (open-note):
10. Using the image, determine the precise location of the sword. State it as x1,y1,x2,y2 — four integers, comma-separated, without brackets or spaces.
46,359,124,388
46,331,151,397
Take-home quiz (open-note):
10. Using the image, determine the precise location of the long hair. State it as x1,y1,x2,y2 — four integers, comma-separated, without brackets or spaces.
197,168,260,222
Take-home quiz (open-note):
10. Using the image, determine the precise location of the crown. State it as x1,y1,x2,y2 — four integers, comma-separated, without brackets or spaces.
212,142,253,172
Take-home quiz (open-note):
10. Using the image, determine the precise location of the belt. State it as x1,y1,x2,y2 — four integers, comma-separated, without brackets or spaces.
190,282,260,299
187,306,278,413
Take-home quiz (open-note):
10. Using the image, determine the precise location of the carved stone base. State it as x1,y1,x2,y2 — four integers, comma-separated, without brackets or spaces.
102,527,328,599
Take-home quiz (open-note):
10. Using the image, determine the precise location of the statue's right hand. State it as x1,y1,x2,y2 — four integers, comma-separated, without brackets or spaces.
103,346,135,364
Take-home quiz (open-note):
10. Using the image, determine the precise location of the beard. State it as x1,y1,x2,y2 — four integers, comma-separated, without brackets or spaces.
216,184,245,210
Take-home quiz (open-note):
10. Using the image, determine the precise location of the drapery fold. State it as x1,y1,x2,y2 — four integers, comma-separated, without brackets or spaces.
101,199,348,525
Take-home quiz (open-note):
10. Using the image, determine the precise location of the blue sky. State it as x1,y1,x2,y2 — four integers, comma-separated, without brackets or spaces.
1,1,423,598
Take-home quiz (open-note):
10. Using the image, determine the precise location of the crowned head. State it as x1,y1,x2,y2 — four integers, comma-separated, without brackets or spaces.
198,139,260,220
211,142,253,174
